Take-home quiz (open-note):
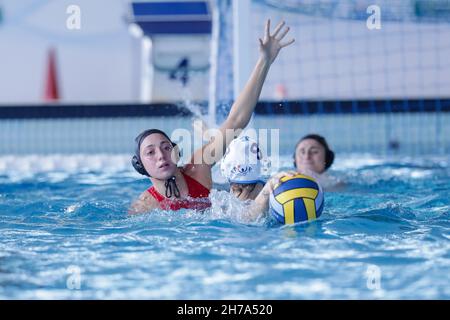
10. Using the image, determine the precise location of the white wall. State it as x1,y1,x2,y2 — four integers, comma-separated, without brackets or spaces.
0,0,137,104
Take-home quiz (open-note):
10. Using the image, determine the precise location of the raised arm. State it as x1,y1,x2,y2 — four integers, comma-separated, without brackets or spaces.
190,20,295,167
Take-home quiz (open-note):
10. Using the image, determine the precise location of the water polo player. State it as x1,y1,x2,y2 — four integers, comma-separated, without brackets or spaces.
220,136,268,201
129,20,295,214
292,134,343,191
293,134,335,174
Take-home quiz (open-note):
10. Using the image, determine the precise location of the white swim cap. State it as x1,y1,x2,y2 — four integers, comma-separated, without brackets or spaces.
220,136,268,184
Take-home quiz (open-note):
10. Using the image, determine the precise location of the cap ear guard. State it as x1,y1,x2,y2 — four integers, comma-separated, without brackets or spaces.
132,155,150,176
325,149,335,170
293,152,297,169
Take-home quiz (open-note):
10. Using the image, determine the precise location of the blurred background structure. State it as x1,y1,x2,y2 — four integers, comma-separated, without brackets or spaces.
0,0,449,155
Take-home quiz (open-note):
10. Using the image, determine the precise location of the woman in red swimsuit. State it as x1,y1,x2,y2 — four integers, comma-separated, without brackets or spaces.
129,20,294,214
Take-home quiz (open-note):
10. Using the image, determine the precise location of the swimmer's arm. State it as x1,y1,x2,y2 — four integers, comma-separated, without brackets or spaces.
243,170,298,222
189,20,295,167
244,185,272,222
128,191,158,215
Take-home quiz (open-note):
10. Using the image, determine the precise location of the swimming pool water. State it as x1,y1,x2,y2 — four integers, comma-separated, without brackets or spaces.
0,154,449,299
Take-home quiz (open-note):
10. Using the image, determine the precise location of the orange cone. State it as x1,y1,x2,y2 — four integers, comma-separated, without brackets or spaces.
44,48,60,101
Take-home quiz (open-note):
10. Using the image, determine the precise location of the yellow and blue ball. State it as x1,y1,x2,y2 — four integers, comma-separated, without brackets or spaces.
269,174,324,224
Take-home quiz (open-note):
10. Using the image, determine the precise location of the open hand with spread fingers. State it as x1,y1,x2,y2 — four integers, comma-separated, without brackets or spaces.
259,19,295,65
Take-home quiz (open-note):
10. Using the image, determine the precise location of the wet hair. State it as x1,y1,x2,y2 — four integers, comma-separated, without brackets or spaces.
131,129,178,177
293,134,334,171
230,181,264,200
229,181,265,190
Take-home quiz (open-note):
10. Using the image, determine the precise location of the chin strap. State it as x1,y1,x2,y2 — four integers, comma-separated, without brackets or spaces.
165,176,181,198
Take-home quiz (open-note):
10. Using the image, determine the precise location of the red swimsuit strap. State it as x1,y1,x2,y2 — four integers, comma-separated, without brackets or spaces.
147,185,164,202
182,172,210,198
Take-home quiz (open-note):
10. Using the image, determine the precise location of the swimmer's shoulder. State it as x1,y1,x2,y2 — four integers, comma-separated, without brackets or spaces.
323,180,347,192
181,164,212,190
128,190,159,215
319,173,347,192
298,170,346,192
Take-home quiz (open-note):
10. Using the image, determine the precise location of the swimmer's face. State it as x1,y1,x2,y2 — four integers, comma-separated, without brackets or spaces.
295,139,326,174
230,182,263,201
140,133,177,179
